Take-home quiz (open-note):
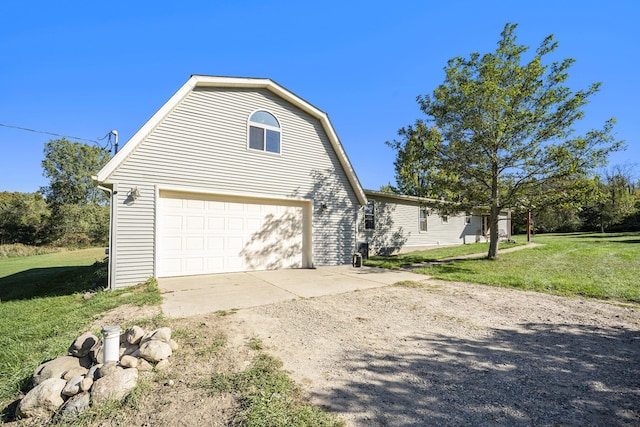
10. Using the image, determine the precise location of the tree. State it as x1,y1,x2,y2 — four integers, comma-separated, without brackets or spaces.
0,192,50,245
388,23,623,259
41,138,110,206
40,139,111,246
580,166,638,232
47,203,110,246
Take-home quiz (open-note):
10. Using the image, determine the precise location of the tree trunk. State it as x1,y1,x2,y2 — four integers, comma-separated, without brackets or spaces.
488,204,500,259
488,164,500,260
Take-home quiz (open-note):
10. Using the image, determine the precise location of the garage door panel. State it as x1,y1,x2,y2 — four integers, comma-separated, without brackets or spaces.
186,216,205,230
208,217,224,230
186,237,204,250
206,257,224,271
162,236,183,251
164,215,183,229
184,257,204,272
226,236,244,251
207,236,224,250
227,217,244,231
186,199,205,209
158,194,305,277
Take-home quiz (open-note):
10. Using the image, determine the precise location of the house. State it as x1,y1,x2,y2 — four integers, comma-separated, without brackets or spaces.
95,75,366,289
96,75,511,289
358,190,512,256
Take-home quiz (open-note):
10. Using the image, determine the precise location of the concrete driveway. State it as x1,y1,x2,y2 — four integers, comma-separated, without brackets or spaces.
157,266,429,317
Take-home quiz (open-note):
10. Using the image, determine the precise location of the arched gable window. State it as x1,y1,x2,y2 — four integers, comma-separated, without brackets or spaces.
248,110,280,154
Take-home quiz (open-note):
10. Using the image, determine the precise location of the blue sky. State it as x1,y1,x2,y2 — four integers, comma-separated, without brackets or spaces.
1,1,638,193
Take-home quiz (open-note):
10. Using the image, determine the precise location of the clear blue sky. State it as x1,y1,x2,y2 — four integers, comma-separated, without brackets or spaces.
1,1,638,193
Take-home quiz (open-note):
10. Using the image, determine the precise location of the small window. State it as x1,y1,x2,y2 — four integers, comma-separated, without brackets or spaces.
465,214,472,224
419,207,428,232
364,202,375,230
441,215,449,224
248,111,280,153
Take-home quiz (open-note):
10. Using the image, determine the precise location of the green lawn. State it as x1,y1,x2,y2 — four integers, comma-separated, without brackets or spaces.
365,240,523,269
0,248,161,413
0,249,342,426
367,232,640,303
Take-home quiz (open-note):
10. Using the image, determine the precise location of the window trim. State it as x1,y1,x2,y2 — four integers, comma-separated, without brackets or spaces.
364,201,375,230
247,110,282,155
419,206,428,232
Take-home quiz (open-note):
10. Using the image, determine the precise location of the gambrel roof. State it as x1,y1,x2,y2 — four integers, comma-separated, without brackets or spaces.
96,75,366,205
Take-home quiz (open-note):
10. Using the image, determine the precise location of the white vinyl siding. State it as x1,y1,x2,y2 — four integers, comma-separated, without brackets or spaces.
359,194,512,255
105,87,359,288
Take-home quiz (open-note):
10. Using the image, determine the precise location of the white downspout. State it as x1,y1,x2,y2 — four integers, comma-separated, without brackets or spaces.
97,185,115,290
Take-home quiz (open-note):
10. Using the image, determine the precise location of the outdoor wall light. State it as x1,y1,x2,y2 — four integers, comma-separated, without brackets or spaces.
128,187,140,201
319,203,328,213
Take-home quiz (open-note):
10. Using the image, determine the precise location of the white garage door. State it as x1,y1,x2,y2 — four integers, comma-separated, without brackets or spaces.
158,193,306,277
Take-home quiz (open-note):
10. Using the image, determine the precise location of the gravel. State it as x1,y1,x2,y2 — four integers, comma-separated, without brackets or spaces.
228,280,640,426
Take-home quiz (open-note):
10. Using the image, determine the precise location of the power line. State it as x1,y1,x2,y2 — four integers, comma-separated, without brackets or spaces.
0,123,100,143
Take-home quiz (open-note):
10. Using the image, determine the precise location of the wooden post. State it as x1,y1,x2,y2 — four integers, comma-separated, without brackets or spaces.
527,209,531,242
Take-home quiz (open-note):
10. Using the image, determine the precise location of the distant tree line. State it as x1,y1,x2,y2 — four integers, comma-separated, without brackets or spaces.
0,139,110,247
511,166,639,234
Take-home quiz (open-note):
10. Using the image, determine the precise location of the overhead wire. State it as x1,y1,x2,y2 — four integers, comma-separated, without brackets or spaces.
0,123,115,152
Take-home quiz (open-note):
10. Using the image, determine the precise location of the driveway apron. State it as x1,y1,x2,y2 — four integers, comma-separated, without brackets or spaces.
157,266,429,317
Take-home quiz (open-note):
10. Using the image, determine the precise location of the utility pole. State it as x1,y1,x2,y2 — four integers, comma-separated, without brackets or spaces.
111,130,119,155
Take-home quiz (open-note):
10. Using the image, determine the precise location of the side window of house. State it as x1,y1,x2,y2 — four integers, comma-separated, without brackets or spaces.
441,215,449,224
248,111,280,154
419,207,428,232
364,202,375,230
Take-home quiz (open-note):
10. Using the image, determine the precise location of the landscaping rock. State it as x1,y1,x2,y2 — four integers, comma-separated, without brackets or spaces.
62,375,84,397
63,366,88,380
57,392,90,419
139,340,172,362
17,324,175,420
120,355,138,368
155,359,170,371
97,361,120,378
142,327,171,344
125,326,145,345
119,341,138,357
68,332,98,357
89,339,104,364
137,359,153,371
91,368,138,405
80,376,93,392
86,364,101,380
16,377,67,419
32,356,89,386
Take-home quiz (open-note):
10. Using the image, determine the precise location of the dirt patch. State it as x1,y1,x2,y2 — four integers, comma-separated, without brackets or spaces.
14,282,638,426
224,281,640,426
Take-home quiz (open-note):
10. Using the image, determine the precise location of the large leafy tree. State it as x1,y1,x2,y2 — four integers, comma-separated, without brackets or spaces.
40,139,111,246
0,192,50,245
389,23,623,259
41,138,110,206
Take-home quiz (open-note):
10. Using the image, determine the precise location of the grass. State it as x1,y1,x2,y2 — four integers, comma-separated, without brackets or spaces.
204,353,343,427
371,232,640,303
0,248,161,414
1,248,342,426
0,247,107,300
365,240,522,269
0,244,62,258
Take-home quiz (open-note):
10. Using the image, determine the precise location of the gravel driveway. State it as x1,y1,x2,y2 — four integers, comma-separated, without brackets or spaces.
227,280,640,426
